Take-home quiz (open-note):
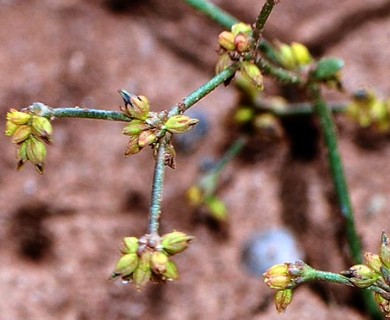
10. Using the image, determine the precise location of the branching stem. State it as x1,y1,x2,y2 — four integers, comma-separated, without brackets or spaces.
253,0,278,44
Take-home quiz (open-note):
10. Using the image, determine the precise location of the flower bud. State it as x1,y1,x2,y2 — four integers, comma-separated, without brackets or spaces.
240,61,263,90
341,264,379,288
137,130,157,148
380,231,390,269
290,42,312,66
277,43,295,69
6,109,32,125
186,186,203,206
16,141,28,170
205,196,228,222
119,90,150,120
5,120,19,137
112,253,139,279
374,292,390,317
124,135,141,156
364,252,382,274
31,116,53,142
234,33,253,53
11,125,32,144
164,115,199,134
381,265,390,286
133,251,152,289
274,289,293,313
162,260,179,281
231,22,252,36
122,237,139,254
26,137,47,173
312,58,344,82
151,251,169,275
122,120,148,136
218,31,235,51
263,263,294,290
234,107,255,124
161,231,194,255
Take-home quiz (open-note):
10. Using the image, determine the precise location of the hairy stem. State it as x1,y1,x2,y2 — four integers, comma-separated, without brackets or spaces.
169,64,240,117
27,103,130,122
253,0,278,44
255,58,303,86
183,0,238,30
148,139,168,235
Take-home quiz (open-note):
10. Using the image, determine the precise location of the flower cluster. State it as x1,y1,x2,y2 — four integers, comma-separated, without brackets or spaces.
341,232,390,317
347,90,390,132
216,23,263,90
5,109,53,173
111,231,194,289
274,41,312,70
119,90,198,167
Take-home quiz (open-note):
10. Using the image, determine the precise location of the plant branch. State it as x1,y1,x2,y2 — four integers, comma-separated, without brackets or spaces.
253,0,278,44
26,103,130,122
255,58,304,86
168,63,240,117
148,138,168,235
183,0,238,30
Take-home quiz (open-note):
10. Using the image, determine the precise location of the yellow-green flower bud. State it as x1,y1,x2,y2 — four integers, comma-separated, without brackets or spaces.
162,260,179,281
122,120,148,136
137,130,157,148
124,136,141,156
234,33,252,53
6,109,32,125
342,264,379,288
231,22,252,36
112,253,139,278
277,43,295,69
5,120,19,137
161,231,194,255
11,125,32,144
129,95,150,120
151,251,169,275
186,186,203,206
240,61,263,90
254,113,284,139
263,263,294,290
122,237,139,254
133,251,152,289
16,141,28,170
218,31,235,51
234,107,255,124
364,252,382,274
164,115,199,134
31,116,53,142
290,42,312,66
205,196,228,222
26,137,47,173
380,231,390,269
274,289,293,313
374,292,390,317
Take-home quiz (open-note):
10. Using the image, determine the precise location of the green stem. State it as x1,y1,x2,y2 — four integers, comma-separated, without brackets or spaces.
169,64,240,117
310,83,362,263
200,136,247,195
148,139,168,235
28,102,130,122
183,0,238,30
253,0,278,44
305,269,352,286
310,84,383,320
256,58,304,86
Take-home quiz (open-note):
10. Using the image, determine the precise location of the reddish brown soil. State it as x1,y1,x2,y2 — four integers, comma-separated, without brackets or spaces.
1,1,389,319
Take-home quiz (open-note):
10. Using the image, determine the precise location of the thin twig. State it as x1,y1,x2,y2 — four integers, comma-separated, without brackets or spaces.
252,0,278,44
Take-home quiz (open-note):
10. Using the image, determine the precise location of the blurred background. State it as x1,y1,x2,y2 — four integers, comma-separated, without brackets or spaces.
0,0,389,319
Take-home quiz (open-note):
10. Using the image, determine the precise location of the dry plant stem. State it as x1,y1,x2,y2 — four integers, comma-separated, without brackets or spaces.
183,0,238,30
148,138,168,235
252,0,278,44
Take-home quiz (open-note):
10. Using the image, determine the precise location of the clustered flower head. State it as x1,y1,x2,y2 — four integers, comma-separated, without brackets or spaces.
347,90,390,132
341,231,390,317
5,108,53,173
111,231,194,289
216,23,263,90
119,90,198,168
